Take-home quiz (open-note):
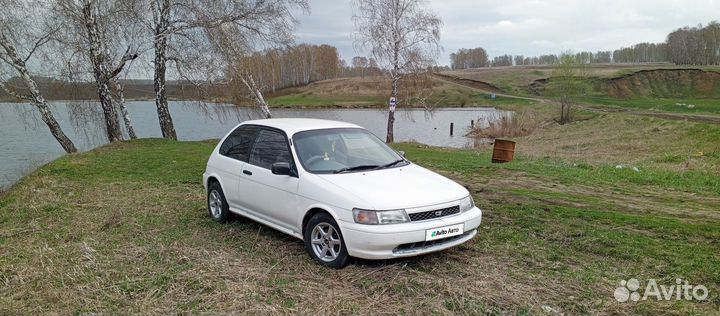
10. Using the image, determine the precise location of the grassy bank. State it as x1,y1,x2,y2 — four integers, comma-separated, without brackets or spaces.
266,76,533,108
442,64,720,96
2,114,719,314
577,96,720,115
442,64,720,117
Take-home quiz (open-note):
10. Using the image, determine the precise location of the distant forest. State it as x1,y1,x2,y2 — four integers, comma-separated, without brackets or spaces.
450,21,720,69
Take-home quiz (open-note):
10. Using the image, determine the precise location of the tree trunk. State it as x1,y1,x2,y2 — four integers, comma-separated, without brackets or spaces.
82,2,123,143
113,78,137,139
153,4,178,140
4,79,77,154
0,34,77,153
386,77,398,143
34,97,78,153
96,82,123,142
24,74,77,153
240,74,272,119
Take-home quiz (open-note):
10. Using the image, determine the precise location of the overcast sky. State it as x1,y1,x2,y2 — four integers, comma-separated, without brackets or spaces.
293,0,720,65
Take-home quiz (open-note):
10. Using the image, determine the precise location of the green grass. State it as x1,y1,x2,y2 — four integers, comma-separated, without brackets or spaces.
1,137,718,315
578,96,720,115
393,143,720,195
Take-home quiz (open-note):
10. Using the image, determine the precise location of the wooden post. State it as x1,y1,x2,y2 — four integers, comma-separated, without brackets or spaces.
450,122,454,136
471,120,474,128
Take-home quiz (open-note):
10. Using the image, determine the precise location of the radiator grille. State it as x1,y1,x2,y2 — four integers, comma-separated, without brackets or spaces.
408,205,460,221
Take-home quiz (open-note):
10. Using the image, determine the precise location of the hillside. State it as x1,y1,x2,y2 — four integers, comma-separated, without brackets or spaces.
265,75,532,108
442,63,720,115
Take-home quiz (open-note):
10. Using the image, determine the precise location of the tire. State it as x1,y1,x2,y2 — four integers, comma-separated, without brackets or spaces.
207,182,230,223
304,212,350,268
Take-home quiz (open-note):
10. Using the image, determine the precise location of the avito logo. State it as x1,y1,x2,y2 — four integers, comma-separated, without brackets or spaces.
614,278,709,302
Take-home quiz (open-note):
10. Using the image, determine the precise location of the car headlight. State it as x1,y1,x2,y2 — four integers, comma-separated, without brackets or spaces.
352,208,409,225
459,195,475,212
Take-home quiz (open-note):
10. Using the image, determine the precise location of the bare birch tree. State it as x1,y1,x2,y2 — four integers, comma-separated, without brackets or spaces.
54,0,141,143
353,0,441,143
0,0,77,153
112,76,136,139
146,0,308,140
239,74,272,118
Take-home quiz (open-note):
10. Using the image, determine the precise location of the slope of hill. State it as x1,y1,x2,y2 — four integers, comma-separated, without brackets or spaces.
265,75,532,108
443,64,720,115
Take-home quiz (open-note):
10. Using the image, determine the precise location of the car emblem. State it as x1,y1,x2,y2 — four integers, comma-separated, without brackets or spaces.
435,210,443,216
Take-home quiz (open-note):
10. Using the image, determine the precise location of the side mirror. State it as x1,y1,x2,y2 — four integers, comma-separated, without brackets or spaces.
397,150,405,157
271,162,294,176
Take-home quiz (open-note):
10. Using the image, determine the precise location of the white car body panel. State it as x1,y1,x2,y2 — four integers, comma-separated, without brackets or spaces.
203,118,483,260
238,162,300,232
315,164,467,210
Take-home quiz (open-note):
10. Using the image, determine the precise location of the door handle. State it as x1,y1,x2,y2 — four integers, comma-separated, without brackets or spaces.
243,170,252,175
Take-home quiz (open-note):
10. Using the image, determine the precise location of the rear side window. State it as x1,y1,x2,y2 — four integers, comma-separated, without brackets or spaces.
219,126,257,162
249,129,293,169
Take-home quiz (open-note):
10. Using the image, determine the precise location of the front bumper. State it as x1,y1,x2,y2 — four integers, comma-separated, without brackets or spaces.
339,206,482,260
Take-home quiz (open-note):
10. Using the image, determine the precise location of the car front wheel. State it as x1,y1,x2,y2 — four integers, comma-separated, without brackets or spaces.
304,213,350,268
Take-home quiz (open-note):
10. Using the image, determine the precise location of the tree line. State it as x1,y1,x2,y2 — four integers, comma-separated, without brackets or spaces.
451,48,650,68
230,44,341,97
666,21,720,65
450,20,720,69
612,43,667,63
343,56,382,78
227,50,389,107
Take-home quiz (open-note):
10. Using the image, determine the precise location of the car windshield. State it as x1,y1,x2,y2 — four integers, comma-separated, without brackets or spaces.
293,128,406,174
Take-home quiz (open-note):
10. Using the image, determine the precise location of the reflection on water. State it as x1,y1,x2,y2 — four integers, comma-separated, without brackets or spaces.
0,101,509,189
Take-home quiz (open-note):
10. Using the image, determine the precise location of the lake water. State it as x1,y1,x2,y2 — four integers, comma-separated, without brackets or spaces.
0,101,507,189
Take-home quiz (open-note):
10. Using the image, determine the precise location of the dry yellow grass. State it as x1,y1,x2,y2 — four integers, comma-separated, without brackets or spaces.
513,111,720,174
467,109,542,139
266,75,533,107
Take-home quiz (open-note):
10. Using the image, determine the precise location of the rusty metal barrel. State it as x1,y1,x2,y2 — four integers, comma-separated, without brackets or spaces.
492,139,516,163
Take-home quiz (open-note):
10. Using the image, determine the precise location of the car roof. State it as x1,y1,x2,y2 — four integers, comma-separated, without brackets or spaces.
241,118,363,136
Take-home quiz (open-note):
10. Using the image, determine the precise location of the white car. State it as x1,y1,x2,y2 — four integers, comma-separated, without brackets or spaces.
203,119,482,268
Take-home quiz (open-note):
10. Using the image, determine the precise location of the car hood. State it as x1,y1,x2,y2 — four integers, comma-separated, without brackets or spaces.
316,163,468,210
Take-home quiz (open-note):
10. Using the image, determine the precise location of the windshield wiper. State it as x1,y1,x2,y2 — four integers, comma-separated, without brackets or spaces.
333,165,379,174
374,159,406,170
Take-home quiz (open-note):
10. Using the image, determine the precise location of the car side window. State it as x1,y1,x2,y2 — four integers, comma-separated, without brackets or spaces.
219,126,258,162
249,129,293,169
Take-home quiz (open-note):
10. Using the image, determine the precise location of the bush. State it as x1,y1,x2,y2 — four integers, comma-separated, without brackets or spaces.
468,109,540,139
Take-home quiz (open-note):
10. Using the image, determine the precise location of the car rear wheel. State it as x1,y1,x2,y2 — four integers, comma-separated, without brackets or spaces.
304,213,350,268
207,182,230,223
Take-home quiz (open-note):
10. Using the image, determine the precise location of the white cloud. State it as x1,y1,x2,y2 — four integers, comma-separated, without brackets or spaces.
294,0,720,65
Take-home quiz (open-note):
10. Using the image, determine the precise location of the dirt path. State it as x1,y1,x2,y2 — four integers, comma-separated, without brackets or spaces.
432,72,720,124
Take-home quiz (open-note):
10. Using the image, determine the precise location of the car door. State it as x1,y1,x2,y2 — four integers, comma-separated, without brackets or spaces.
215,125,258,210
238,128,300,232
